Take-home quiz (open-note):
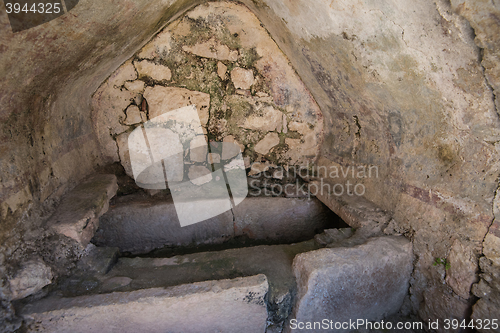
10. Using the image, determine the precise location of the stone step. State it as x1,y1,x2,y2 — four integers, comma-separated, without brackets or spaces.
92,194,343,254
46,174,118,247
52,240,322,331
19,274,268,333
17,233,415,332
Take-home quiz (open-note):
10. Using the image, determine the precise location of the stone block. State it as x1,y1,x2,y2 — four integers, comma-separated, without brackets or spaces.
143,86,210,126
445,239,478,299
77,245,120,275
232,197,336,243
20,275,268,333
182,37,238,61
231,67,254,90
217,61,227,80
92,195,234,254
242,106,283,132
9,258,53,300
471,292,500,333
313,188,391,229
123,105,143,125
48,174,118,247
133,60,171,82
287,236,413,332
255,132,280,155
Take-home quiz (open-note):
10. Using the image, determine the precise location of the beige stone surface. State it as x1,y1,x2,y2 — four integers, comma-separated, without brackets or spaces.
231,67,254,90
143,86,210,125
217,61,227,80
287,236,413,333
248,161,275,176
134,60,171,82
188,165,212,186
92,82,136,162
222,136,245,160
20,275,269,333
124,80,145,94
116,132,133,178
48,174,118,246
207,153,221,164
9,259,53,301
484,230,500,267
123,105,142,125
108,60,137,87
242,106,283,132
255,132,280,155
190,135,208,162
182,37,239,61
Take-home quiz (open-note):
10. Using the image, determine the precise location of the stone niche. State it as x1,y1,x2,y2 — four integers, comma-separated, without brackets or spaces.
92,1,324,186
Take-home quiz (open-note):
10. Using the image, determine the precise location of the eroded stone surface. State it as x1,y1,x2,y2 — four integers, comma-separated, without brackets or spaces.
92,1,323,181
143,86,210,125
48,174,118,246
124,80,145,94
255,132,280,155
445,239,478,299
233,197,337,242
93,194,336,254
182,37,239,61
123,105,143,125
9,259,53,301
20,275,269,333
231,67,255,90
188,165,212,185
287,236,413,332
134,60,172,82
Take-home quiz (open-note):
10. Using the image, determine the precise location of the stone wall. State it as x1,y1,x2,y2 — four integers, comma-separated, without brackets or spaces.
91,2,323,185
0,0,499,331
242,0,500,328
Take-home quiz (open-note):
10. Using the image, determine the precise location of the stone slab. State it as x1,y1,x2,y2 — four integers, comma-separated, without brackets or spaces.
20,275,268,333
313,184,391,229
47,174,118,246
92,194,234,254
9,258,53,301
286,236,413,333
55,240,319,327
233,197,337,243
94,195,337,254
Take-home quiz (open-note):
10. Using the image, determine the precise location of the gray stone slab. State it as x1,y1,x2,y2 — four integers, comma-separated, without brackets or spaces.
20,275,269,333
92,195,234,254
286,236,413,333
93,195,338,254
233,197,337,243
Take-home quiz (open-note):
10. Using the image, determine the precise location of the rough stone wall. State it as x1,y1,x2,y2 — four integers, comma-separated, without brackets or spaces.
242,0,500,328
0,0,499,330
92,2,323,184
0,0,203,329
